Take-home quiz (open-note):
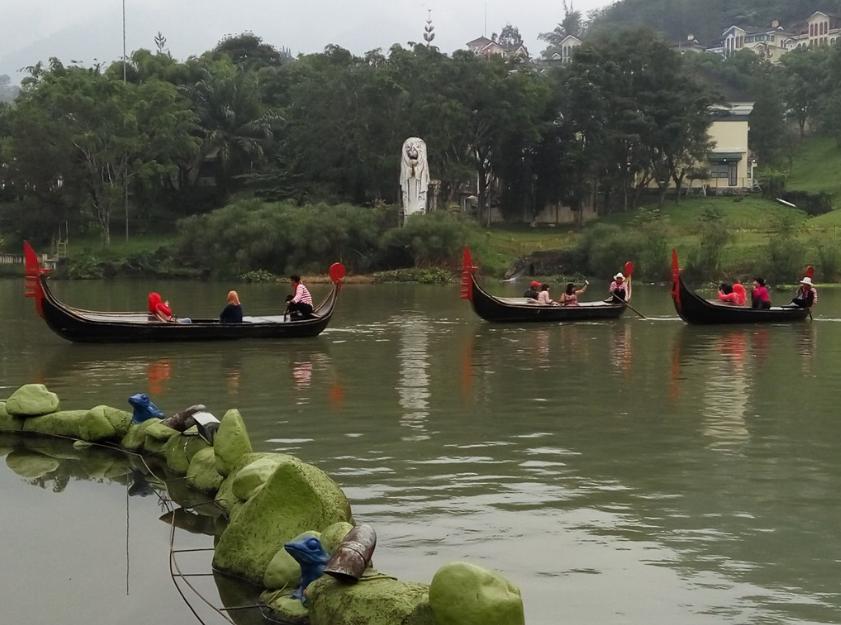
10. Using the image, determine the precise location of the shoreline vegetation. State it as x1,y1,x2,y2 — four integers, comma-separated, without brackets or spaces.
14,188,840,286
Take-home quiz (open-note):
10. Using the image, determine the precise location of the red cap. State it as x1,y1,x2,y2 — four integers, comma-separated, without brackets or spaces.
530,280,540,288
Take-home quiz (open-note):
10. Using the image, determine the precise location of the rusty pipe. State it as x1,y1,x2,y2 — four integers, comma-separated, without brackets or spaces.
324,524,377,582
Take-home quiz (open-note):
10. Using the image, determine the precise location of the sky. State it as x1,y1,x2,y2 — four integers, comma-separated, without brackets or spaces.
0,0,614,81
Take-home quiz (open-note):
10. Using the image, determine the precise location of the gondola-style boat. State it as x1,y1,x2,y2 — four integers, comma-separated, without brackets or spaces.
670,249,810,325
460,247,631,323
23,242,344,343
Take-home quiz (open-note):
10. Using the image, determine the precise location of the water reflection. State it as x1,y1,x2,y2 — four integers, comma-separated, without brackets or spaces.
397,315,430,439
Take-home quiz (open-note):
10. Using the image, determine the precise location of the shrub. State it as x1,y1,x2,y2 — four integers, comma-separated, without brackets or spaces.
378,213,477,269
176,200,388,277
780,191,833,216
686,208,731,280
240,269,278,283
757,169,787,199
762,217,806,283
816,241,841,281
372,268,453,284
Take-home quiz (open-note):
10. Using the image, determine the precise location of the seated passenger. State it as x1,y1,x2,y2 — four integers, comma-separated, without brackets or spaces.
717,282,739,305
536,283,559,306
791,276,818,309
560,280,589,306
220,290,243,323
523,280,541,300
287,275,314,319
147,292,174,322
731,280,747,306
751,277,771,310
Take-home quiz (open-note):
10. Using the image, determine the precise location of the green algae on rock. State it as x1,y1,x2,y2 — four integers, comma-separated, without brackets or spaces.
260,591,310,624
121,419,158,450
23,410,90,438
186,446,223,492
213,409,253,476
263,530,321,591
164,434,209,474
429,562,524,625
307,571,436,625
213,456,352,583
232,454,286,502
320,521,355,555
88,405,132,439
6,384,60,417
78,408,118,442
0,402,23,433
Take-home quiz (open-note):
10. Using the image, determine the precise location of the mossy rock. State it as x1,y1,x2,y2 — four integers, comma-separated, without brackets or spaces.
320,521,354,555
263,530,321,591
6,384,59,417
78,408,117,442
121,419,158,451
0,402,23,433
260,590,310,624
214,409,253,476
186,447,223,492
213,456,352,583
429,562,524,625
22,410,88,438
164,434,209,474
144,421,179,455
232,455,286,502
6,450,61,479
88,405,132,439
308,571,435,625
214,452,275,512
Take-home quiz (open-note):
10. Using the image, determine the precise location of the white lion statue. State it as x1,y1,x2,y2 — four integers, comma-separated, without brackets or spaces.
400,137,430,219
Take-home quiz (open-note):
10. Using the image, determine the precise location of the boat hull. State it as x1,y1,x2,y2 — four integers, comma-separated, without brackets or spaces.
672,274,808,325
468,273,627,323
37,277,337,343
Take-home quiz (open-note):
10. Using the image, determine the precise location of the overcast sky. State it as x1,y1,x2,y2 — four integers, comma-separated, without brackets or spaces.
0,0,613,81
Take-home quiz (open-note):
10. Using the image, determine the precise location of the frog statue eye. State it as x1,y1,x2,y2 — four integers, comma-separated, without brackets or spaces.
305,537,321,550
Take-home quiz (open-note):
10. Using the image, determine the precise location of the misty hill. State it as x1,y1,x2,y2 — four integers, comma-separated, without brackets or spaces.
590,0,841,46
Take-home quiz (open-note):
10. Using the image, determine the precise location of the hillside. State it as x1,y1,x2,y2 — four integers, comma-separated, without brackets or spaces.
788,136,841,200
589,0,841,47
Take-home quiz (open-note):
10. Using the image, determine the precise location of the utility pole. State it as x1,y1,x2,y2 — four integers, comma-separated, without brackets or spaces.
123,0,129,242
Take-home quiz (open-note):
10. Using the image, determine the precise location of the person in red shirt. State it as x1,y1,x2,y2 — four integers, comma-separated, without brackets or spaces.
731,280,747,306
751,277,771,310
147,292,174,322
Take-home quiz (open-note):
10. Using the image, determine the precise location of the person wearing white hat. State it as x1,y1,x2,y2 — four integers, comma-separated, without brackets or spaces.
791,276,818,309
608,272,630,302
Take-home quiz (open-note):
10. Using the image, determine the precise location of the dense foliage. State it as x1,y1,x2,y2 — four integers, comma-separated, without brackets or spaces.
0,29,725,251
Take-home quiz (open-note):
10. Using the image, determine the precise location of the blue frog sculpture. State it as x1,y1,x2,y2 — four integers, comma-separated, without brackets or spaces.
128,393,165,424
284,535,330,602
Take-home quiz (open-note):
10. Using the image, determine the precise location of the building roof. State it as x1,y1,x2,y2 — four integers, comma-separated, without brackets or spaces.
466,36,494,48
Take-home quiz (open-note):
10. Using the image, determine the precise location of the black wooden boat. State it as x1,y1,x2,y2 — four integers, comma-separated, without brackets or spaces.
460,248,629,323
670,250,809,325
23,242,344,343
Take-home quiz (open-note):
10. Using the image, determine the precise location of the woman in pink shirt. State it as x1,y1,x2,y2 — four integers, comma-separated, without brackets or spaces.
751,277,771,310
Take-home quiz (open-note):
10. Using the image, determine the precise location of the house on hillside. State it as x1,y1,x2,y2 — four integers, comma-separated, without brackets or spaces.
706,102,755,191
713,22,797,62
791,11,841,48
465,35,530,60
556,35,582,63
647,102,755,194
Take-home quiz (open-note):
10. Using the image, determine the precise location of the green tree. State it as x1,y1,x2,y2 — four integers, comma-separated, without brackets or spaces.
780,48,828,138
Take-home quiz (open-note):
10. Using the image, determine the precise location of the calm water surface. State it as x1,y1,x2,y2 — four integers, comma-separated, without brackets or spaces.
1,277,840,625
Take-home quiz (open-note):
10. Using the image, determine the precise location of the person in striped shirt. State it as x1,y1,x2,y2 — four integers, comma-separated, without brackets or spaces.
287,274,314,319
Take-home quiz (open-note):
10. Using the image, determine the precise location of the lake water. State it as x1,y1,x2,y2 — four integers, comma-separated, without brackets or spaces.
1,277,840,625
